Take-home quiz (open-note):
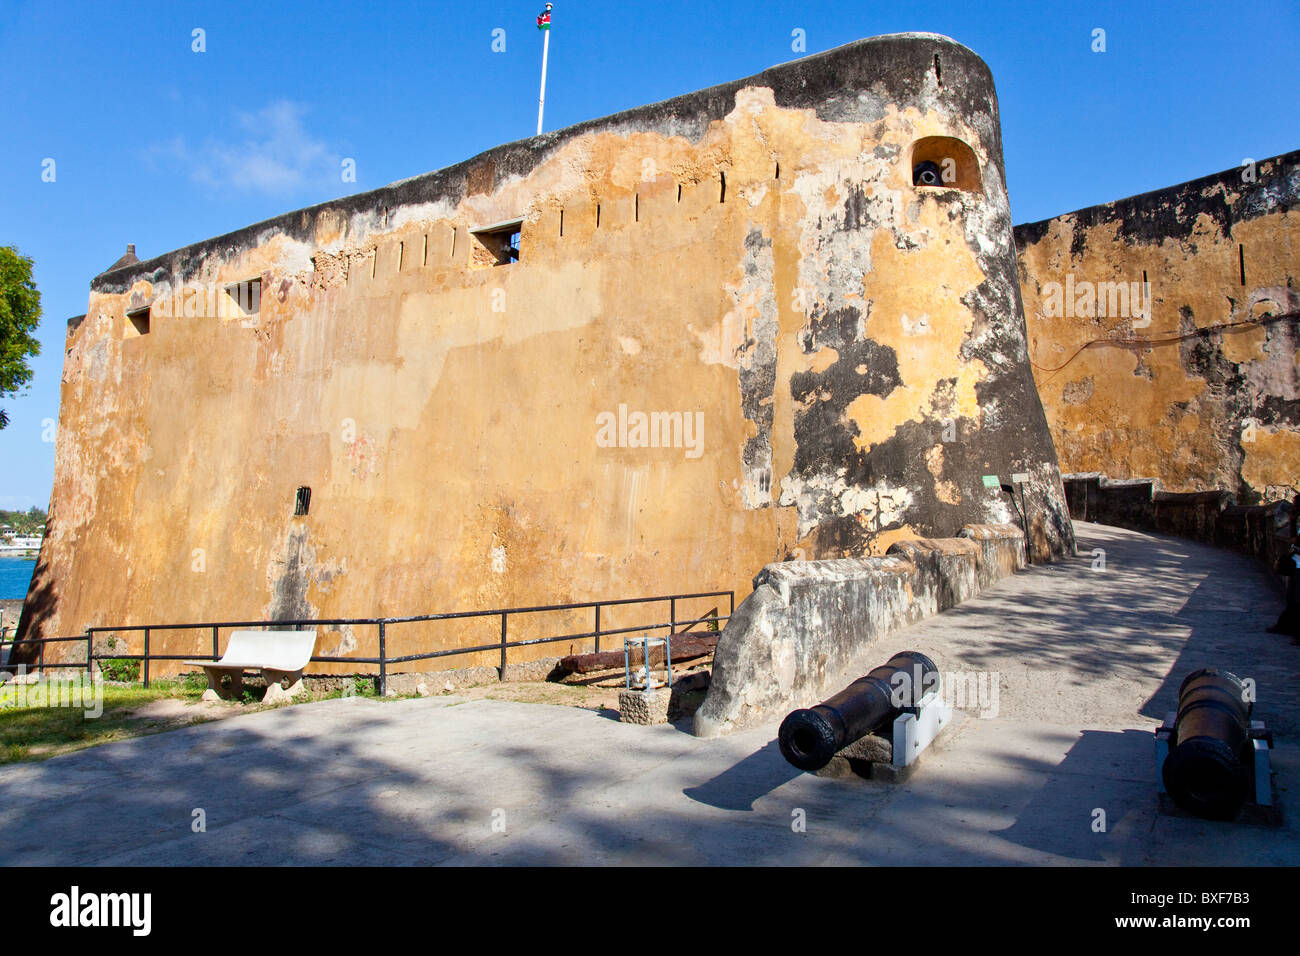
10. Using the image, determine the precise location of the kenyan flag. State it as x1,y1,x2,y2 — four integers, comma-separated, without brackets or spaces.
537,6,552,30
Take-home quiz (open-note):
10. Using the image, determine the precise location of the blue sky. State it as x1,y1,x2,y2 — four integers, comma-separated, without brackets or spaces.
1,0,1296,511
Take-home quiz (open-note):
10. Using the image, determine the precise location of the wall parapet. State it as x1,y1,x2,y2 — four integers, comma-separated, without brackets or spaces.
692,523,1025,737
1061,473,1295,575
89,32,997,298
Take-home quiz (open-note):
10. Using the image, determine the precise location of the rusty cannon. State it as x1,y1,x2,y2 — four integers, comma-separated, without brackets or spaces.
778,651,939,772
1161,668,1259,820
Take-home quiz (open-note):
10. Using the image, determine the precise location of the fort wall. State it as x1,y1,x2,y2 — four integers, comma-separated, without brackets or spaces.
1016,151,1300,503
18,34,1072,671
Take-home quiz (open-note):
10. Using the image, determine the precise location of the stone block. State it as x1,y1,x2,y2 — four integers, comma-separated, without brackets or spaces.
618,688,670,725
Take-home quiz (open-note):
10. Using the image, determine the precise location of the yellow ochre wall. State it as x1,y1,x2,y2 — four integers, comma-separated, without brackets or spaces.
1017,151,1299,503
20,35,1075,672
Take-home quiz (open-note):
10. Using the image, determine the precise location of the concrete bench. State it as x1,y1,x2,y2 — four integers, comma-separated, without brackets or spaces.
184,630,317,704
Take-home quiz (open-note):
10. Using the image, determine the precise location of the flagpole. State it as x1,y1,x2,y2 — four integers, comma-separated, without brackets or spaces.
536,10,551,135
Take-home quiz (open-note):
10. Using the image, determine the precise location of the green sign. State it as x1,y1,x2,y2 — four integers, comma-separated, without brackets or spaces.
981,475,1000,488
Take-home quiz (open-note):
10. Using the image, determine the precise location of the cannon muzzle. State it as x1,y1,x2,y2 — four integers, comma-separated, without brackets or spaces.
778,651,938,772
1162,668,1253,820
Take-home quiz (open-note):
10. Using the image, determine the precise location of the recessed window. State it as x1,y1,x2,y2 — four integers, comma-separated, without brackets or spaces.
224,277,262,319
470,218,524,268
910,136,980,192
294,486,311,516
126,304,151,336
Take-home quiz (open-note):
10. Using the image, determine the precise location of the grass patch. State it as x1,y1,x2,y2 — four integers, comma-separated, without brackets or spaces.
97,635,142,682
316,676,381,701
0,677,207,765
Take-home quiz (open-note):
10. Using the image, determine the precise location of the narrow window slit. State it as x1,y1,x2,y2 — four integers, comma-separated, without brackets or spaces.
1239,244,1246,286
596,204,601,228
934,55,942,87
422,234,428,266
719,172,726,203
559,209,564,237
677,184,682,203
635,194,640,222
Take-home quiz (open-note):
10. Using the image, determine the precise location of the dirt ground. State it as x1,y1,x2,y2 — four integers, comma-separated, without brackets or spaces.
409,659,713,716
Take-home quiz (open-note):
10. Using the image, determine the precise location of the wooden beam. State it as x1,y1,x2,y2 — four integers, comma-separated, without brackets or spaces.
556,635,718,675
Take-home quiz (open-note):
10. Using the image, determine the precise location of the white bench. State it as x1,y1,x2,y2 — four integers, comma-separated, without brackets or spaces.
184,630,317,704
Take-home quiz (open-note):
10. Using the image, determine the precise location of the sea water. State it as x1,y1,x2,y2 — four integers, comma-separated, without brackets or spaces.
0,556,36,600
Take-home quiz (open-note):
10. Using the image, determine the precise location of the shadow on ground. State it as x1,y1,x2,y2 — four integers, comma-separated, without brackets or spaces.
0,522,1294,866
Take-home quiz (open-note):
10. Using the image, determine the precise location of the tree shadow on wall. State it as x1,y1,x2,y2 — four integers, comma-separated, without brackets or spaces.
4,522,61,671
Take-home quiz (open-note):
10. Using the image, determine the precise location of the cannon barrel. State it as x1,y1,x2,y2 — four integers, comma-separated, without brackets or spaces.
1162,668,1253,820
778,651,938,772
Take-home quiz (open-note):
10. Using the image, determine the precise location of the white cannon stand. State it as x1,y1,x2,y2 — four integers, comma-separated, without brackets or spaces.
816,689,954,783
1154,712,1279,824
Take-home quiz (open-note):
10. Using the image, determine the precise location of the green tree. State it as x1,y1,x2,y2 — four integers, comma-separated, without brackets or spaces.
0,246,42,428
0,508,46,534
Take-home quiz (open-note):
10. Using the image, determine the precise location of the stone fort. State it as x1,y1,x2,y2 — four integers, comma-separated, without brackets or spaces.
14,34,1297,711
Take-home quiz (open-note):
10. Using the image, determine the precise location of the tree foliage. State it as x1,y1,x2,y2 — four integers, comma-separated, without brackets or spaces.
0,507,46,535
0,246,42,428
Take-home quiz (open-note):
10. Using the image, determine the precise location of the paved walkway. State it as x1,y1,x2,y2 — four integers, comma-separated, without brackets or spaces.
1,522,1295,865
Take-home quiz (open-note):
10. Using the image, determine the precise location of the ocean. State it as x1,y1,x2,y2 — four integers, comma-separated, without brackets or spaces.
0,556,36,600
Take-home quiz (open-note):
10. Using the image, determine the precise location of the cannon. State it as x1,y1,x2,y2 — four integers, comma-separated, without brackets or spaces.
1162,668,1254,820
778,651,939,772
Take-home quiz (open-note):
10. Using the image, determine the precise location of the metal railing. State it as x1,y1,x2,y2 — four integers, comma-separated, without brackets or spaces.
0,589,735,696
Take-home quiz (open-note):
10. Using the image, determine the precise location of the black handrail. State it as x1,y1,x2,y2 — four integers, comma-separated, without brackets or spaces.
0,589,735,696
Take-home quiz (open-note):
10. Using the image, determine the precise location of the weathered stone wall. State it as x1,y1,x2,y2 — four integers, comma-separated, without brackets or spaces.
694,523,1025,736
1017,151,1300,504
18,33,1071,671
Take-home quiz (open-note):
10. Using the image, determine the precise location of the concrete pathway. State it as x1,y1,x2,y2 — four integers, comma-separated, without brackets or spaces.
1,522,1296,865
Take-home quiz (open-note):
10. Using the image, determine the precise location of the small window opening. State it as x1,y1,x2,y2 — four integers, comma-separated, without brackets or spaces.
596,204,602,228
423,234,429,266
677,184,682,203
559,209,564,237
126,304,151,336
934,54,942,87
910,136,980,192
775,162,781,180
719,171,727,203
294,486,311,516
451,227,457,258
470,218,524,268
398,241,405,271
224,277,262,319
635,194,640,222
1239,244,1246,286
